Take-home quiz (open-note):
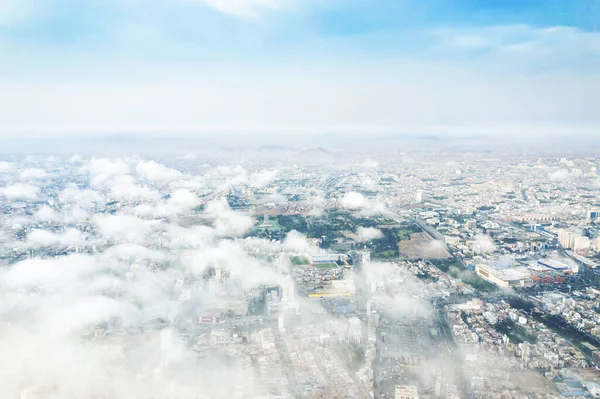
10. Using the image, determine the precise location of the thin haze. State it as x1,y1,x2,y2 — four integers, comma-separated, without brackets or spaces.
0,0,599,137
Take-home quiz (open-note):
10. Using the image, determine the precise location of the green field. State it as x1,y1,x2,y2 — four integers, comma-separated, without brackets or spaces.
314,262,339,269
291,255,310,265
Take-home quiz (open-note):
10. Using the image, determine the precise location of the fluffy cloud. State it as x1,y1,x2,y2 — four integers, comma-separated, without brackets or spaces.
0,183,39,199
249,169,278,187
548,169,572,181
59,186,103,208
63,205,90,224
33,205,60,222
0,161,15,173
2,254,97,290
283,230,323,254
341,191,388,216
93,214,160,243
20,167,47,180
167,189,199,211
86,157,131,187
341,191,368,208
182,153,197,160
470,234,496,254
136,160,181,181
87,157,130,176
69,154,83,163
204,198,253,237
27,228,86,247
358,159,379,169
144,189,200,218
355,227,384,242
109,175,161,201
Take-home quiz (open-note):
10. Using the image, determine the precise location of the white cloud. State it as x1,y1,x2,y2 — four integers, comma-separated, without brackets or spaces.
341,191,388,216
167,189,199,211
34,205,60,222
203,198,253,237
93,214,160,243
132,202,157,218
20,167,47,180
109,175,161,201
358,159,379,169
250,169,278,187
59,186,103,208
215,165,248,187
0,161,14,173
69,154,83,163
3,254,97,290
0,183,39,199
182,153,197,160
136,160,181,181
355,227,384,242
64,205,89,224
283,230,322,254
86,157,131,188
470,234,496,253
104,243,166,262
341,191,368,208
87,157,130,177
27,228,86,247
195,0,285,17
548,169,571,181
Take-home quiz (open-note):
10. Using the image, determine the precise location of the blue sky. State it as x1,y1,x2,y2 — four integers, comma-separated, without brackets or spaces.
0,0,599,136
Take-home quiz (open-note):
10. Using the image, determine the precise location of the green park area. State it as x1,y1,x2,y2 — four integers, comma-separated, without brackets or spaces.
251,211,422,258
314,262,339,269
290,255,310,265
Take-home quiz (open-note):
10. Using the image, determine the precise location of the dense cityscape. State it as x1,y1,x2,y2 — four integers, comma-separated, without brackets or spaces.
2,148,600,398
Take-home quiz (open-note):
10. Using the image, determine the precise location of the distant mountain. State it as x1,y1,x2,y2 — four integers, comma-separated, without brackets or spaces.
299,146,331,156
258,145,295,152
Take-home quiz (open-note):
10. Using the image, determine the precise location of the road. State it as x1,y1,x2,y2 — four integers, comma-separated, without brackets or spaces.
272,325,298,398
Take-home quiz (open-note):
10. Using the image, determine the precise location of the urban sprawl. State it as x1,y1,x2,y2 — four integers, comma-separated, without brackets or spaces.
2,150,600,399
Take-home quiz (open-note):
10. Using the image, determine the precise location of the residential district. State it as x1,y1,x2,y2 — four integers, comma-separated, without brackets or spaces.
3,150,600,398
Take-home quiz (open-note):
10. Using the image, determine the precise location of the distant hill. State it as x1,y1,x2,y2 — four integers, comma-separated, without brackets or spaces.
299,146,331,156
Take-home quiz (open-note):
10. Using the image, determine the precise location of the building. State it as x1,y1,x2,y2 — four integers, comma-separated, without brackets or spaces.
435,377,447,398
350,250,370,272
281,276,295,301
558,229,588,250
395,385,419,399
415,190,423,204
558,229,578,249
530,224,543,232
445,236,460,246
574,236,590,251
475,264,531,287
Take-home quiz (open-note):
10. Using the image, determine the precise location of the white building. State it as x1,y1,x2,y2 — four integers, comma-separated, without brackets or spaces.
475,264,531,288
395,385,419,399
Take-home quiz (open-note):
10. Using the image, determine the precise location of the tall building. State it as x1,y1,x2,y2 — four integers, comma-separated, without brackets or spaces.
350,250,370,272
281,276,295,301
415,190,423,203
574,236,590,251
559,229,591,251
435,377,447,398
160,328,176,369
558,229,578,249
